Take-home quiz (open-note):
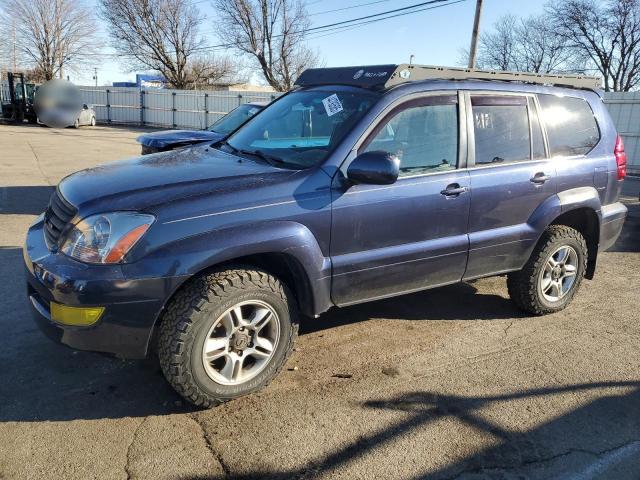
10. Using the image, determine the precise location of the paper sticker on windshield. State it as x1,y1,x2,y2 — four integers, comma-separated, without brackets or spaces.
322,94,343,117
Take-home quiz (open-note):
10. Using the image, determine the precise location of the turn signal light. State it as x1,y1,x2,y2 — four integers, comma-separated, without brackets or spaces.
50,302,105,326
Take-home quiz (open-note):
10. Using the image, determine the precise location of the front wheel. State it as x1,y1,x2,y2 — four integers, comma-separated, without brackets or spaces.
157,268,298,408
90,116,96,126
507,225,587,315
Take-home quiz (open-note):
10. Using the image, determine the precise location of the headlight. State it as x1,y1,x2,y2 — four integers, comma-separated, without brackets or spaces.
60,212,155,264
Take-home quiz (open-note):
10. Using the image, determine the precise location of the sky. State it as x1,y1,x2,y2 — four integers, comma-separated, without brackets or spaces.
73,0,548,86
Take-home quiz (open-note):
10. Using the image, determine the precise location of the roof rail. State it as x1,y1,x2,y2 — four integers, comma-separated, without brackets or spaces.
388,64,602,90
294,64,602,91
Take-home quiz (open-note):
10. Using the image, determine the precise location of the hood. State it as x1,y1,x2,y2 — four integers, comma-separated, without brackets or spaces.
136,129,224,148
58,144,297,213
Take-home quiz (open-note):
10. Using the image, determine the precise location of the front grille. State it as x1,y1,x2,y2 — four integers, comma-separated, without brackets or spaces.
43,189,77,249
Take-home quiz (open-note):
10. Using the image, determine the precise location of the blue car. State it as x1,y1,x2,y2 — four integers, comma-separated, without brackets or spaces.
136,101,267,154
25,64,627,407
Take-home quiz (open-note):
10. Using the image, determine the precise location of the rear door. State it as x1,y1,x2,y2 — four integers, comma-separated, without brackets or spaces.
464,92,557,279
330,92,471,305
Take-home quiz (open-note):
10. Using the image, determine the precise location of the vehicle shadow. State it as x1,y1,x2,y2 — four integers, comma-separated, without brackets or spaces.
183,381,640,479
301,281,526,335
2,243,525,423
0,185,54,215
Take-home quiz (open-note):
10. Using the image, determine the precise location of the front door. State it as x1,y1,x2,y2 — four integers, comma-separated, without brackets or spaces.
330,93,471,306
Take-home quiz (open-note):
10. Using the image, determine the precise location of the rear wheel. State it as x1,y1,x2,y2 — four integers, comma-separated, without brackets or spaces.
73,118,79,128
157,267,298,408
507,225,587,315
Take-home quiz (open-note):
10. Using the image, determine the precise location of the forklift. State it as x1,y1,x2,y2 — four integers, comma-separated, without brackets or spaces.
1,72,37,123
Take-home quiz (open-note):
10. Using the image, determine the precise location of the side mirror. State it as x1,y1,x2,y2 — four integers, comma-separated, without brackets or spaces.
82,104,88,110
347,151,399,185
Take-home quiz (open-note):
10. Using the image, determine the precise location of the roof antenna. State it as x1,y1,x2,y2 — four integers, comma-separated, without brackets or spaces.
409,54,415,66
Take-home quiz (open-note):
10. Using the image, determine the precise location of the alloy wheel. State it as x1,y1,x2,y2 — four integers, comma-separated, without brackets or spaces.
539,245,579,302
201,300,280,385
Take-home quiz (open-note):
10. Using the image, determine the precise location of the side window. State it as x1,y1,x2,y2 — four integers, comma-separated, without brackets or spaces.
362,95,458,176
537,94,600,156
471,96,530,164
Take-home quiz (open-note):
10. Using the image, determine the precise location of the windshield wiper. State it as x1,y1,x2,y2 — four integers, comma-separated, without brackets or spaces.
238,149,286,167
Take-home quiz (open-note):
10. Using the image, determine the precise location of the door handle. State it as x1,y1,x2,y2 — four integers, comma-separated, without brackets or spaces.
440,184,468,197
530,172,550,184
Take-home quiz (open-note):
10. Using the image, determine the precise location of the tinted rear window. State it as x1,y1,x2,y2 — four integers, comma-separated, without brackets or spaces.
537,94,600,156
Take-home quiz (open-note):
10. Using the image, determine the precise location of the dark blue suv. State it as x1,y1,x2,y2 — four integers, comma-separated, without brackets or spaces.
24,65,628,407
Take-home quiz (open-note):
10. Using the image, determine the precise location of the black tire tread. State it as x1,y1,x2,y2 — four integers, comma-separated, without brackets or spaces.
157,267,298,408
507,225,587,316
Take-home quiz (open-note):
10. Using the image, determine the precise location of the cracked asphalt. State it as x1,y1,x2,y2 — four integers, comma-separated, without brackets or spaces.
0,123,639,480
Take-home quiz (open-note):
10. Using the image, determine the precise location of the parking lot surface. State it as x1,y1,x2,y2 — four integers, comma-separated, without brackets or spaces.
0,123,639,480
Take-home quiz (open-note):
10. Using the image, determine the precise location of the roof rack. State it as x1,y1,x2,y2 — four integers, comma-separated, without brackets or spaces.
294,64,602,91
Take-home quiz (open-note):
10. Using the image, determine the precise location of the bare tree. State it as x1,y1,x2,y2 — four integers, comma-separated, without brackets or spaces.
0,0,97,80
548,0,640,91
99,0,235,89
465,13,576,74
214,0,319,91
517,15,579,73
477,14,519,71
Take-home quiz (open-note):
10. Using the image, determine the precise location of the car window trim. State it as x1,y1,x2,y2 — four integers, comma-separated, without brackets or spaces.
535,93,602,159
464,91,546,170
530,95,550,159
340,90,466,180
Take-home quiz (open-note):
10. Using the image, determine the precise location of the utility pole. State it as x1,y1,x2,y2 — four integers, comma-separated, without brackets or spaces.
468,0,484,69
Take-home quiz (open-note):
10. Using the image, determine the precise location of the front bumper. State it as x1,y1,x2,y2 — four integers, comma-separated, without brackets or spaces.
600,201,628,251
24,219,188,359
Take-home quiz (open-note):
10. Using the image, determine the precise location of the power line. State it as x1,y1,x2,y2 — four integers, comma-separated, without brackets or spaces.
79,0,467,57
305,0,467,41
194,0,466,52
309,0,461,34
309,0,394,16
199,0,454,37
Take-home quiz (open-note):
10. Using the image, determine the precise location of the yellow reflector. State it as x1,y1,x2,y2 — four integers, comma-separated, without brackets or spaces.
50,302,105,326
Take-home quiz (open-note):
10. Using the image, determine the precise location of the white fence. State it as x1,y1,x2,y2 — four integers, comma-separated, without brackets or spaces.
2,83,636,174
603,92,640,175
77,86,280,130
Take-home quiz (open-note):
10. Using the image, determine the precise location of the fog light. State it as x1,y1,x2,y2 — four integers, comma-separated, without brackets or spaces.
50,302,105,326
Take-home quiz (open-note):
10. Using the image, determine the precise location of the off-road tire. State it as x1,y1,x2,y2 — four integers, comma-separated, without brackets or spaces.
73,118,79,128
157,267,298,408
90,116,96,126
507,225,588,315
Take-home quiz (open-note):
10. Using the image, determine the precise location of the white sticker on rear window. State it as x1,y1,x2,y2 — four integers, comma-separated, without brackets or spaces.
322,94,343,117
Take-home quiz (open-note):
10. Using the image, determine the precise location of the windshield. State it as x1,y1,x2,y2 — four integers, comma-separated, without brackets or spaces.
223,88,380,169
208,103,263,135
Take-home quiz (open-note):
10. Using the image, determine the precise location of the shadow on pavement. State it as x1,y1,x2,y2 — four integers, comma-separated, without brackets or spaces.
0,186,54,215
0,242,527,423
0,247,191,422
184,382,640,480
301,281,526,335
